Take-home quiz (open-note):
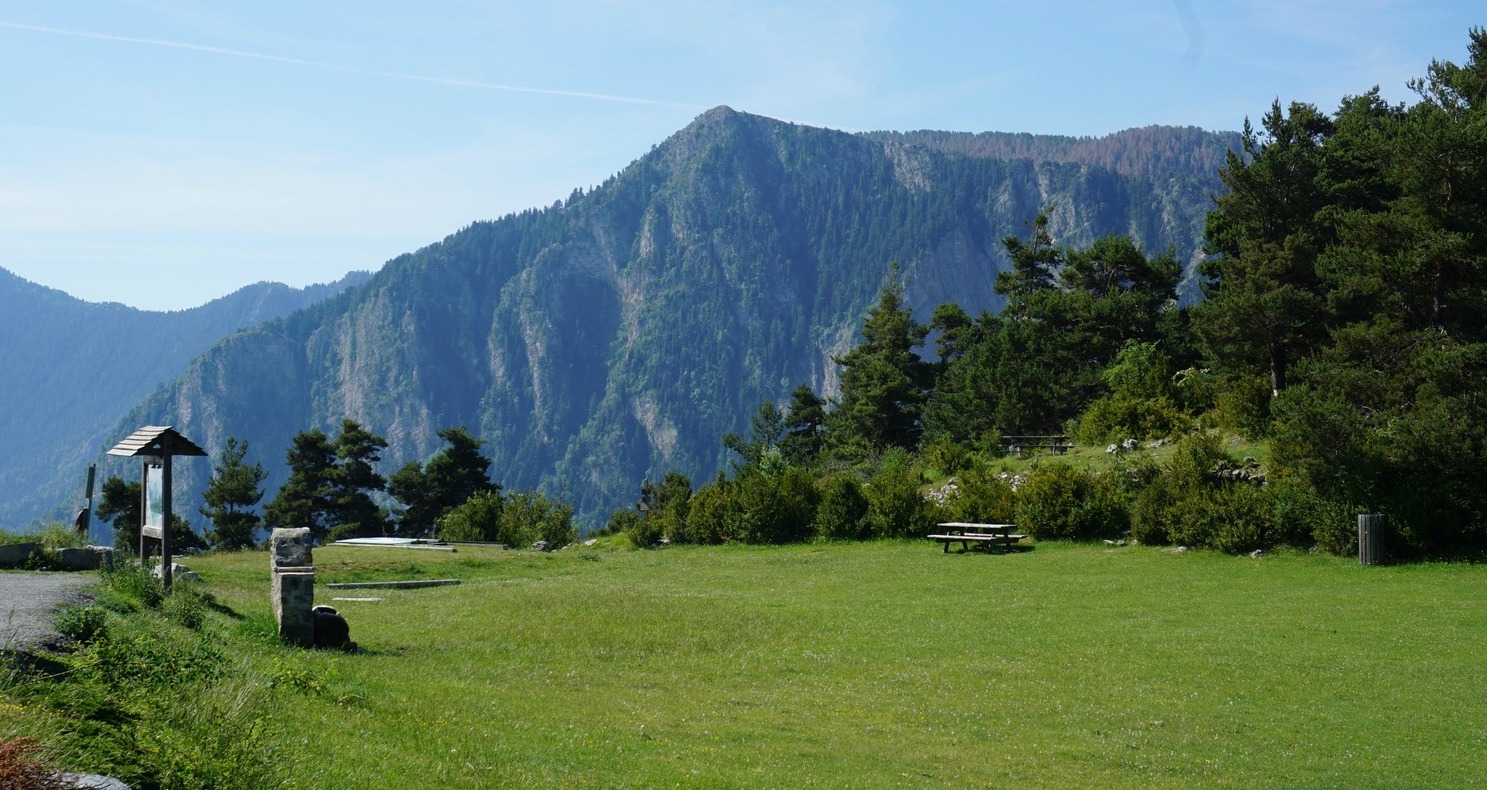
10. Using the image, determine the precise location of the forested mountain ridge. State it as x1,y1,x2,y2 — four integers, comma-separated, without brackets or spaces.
87,106,1236,529
864,126,1242,182
0,268,373,525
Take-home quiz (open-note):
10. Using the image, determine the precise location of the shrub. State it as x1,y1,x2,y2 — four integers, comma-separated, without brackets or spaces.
683,481,737,545
437,490,504,542
35,521,89,550
603,508,640,538
1215,374,1272,437
80,624,223,689
1075,394,1187,445
1130,432,1231,545
102,562,165,610
164,587,208,631
940,464,1017,524
0,738,61,790
503,492,576,549
813,475,870,540
1187,483,1273,553
1077,341,1188,445
1016,463,1127,541
1130,432,1312,552
1269,477,1356,554
626,512,665,549
733,466,818,544
55,604,108,644
921,436,973,476
653,495,695,545
864,451,937,539
624,472,692,547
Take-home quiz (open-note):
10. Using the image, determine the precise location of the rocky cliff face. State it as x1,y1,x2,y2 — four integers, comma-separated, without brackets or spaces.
91,107,1234,529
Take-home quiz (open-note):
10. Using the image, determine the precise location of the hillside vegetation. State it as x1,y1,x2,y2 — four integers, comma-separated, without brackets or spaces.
81,108,1231,529
610,29,1487,560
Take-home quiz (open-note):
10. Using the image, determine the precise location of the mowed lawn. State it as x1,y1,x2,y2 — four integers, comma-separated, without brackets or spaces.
192,541,1486,788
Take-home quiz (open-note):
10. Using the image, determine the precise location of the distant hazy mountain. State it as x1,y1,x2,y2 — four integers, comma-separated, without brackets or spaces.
87,106,1237,530
0,269,373,527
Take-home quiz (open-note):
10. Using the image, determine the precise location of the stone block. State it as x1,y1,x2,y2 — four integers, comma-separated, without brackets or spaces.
57,546,116,571
270,527,313,569
0,542,39,568
272,570,316,646
151,562,200,582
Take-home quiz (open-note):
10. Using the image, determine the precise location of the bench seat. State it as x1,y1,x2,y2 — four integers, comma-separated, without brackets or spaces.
928,533,1027,552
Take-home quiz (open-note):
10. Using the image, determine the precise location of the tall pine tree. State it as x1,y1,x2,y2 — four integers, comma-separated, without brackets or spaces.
827,268,931,456
199,437,267,550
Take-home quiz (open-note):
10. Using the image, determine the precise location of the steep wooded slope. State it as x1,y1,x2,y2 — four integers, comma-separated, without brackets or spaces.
96,107,1234,529
0,269,371,525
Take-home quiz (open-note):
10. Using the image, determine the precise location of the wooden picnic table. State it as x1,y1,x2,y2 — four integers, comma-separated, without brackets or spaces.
1002,435,1073,454
928,522,1028,553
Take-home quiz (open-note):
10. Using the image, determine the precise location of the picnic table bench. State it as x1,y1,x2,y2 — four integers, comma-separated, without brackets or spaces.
928,522,1028,553
1002,435,1073,454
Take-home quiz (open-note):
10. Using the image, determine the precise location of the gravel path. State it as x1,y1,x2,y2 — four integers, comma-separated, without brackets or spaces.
0,572,95,651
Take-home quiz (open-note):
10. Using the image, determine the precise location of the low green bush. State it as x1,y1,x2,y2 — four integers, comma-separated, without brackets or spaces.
1016,463,1127,540
1171,483,1272,553
625,514,665,548
164,587,207,631
733,466,818,544
54,605,108,644
1215,374,1272,437
1269,477,1356,553
813,475,870,540
1075,394,1187,445
101,563,165,610
503,492,577,549
437,490,504,542
940,464,1017,524
921,436,974,476
602,508,640,538
864,451,936,539
682,481,736,545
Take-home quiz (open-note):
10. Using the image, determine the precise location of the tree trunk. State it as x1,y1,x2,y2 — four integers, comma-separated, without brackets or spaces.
1268,341,1285,397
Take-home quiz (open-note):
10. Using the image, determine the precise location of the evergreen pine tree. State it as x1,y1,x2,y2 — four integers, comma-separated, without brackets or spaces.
199,437,267,550
389,427,498,536
263,429,337,540
329,419,390,539
780,384,827,464
95,476,142,554
827,268,931,455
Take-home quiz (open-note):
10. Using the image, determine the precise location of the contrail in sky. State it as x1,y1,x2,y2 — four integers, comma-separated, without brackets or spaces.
0,19,702,109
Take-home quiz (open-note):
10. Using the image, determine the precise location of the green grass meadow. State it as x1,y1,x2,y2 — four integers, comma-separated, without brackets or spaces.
164,540,1487,788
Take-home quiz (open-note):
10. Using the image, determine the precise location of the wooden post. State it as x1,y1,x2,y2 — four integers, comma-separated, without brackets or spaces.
1358,513,1385,566
160,448,173,590
139,460,150,562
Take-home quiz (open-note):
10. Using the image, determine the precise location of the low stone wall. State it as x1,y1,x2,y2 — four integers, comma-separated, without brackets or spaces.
0,542,40,568
57,546,116,571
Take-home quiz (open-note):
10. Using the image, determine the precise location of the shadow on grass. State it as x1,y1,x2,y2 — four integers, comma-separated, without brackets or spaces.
937,543,1036,556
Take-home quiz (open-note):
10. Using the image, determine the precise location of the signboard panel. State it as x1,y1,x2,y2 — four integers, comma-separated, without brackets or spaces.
144,463,164,529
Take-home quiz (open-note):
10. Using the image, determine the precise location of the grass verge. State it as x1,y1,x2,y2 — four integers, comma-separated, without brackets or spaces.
4,541,1484,787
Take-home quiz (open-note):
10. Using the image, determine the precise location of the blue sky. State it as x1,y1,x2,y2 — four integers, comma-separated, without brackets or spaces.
1,1,1480,310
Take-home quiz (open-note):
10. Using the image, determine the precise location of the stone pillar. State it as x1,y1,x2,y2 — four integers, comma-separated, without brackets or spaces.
271,527,313,569
270,528,316,646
